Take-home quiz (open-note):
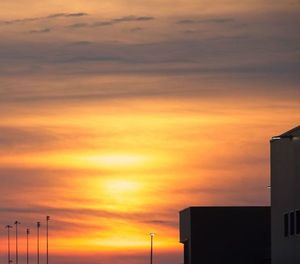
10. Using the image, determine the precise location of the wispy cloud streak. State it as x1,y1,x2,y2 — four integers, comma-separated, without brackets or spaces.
29,27,51,34
67,15,155,29
0,12,88,25
177,17,235,24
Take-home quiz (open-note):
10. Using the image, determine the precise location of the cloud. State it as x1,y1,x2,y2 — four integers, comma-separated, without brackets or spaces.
1,17,38,25
61,55,122,63
65,15,154,30
136,16,154,21
0,206,118,219
0,126,57,151
112,15,154,22
67,41,93,46
130,27,144,32
0,200,177,233
182,29,198,34
142,219,177,227
91,21,115,27
0,205,118,237
67,23,89,29
63,12,88,17
46,12,88,19
1,12,88,26
0,10,299,102
0,125,105,153
92,16,154,27
0,34,299,104
29,28,51,34
177,17,235,24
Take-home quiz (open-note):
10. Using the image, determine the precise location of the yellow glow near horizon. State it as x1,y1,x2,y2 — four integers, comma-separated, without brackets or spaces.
103,179,142,194
0,152,156,170
100,178,145,211
81,154,150,168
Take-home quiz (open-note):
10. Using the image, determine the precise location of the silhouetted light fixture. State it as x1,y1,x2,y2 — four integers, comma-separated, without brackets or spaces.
37,222,41,264
271,136,281,141
14,221,21,264
26,228,30,264
271,135,294,141
46,216,50,264
5,225,13,264
149,233,156,264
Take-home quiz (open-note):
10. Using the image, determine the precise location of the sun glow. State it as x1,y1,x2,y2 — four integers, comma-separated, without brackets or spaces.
0,152,153,170
98,178,146,212
103,179,142,194
82,154,150,168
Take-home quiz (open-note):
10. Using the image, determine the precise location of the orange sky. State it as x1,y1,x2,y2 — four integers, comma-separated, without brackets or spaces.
0,1,300,264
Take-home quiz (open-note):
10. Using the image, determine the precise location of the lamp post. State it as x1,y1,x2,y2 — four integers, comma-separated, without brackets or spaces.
5,225,13,264
149,233,156,264
26,228,30,264
46,216,50,264
15,221,21,264
37,222,41,264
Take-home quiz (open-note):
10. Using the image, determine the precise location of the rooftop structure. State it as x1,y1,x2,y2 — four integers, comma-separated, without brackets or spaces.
271,126,300,264
180,206,271,264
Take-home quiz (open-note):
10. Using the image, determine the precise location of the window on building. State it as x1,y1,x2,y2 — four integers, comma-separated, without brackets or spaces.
290,211,295,236
284,213,289,237
296,210,300,235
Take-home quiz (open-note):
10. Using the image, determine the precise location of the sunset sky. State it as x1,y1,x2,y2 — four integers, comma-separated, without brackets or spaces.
0,1,300,264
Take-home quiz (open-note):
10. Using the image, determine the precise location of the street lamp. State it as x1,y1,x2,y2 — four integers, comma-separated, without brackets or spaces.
5,225,13,264
37,222,41,264
46,216,50,264
14,221,21,264
149,233,156,264
26,228,30,264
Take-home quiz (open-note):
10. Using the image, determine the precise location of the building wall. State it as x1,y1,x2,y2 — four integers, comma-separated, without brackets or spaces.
271,131,300,264
180,208,191,264
180,207,270,264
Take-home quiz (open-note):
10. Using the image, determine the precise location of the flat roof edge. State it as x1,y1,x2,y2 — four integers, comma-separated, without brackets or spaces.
180,206,270,212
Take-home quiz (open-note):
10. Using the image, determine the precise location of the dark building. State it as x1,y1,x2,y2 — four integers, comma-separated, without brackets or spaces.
179,207,271,264
271,126,300,264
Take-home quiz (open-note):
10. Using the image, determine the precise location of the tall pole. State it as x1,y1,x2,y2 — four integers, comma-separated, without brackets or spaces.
27,228,30,264
37,222,40,264
46,216,50,264
149,233,155,264
15,221,21,264
5,225,13,264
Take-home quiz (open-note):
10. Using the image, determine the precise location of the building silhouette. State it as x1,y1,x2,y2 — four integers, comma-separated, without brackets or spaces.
271,126,300,264
180,207,270,264
179,125,300,264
